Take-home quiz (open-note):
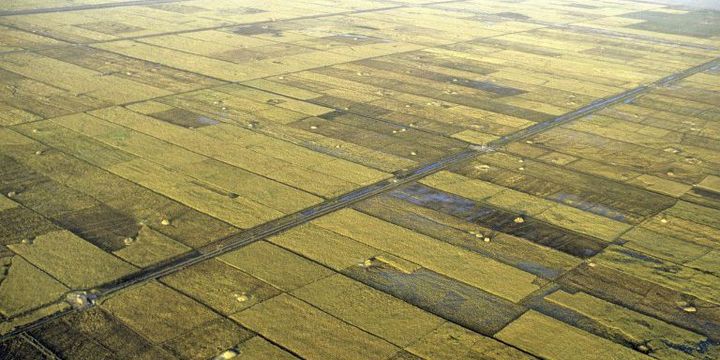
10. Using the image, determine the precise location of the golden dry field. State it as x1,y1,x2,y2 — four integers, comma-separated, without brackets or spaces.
1,0,720,359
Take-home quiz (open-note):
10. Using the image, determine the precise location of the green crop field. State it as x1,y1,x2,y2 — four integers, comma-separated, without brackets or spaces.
1,0,719,359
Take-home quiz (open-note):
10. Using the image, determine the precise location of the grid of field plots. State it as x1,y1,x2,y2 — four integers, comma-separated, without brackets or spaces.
1,0,720,359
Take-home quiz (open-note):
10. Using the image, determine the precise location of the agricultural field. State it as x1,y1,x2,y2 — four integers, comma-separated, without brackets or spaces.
0,0,719,359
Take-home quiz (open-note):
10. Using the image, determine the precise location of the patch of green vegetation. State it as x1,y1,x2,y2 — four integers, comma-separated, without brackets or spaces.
625,10,720,38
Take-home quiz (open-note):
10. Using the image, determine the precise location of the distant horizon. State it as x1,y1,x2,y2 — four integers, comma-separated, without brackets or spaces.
649,0,720,10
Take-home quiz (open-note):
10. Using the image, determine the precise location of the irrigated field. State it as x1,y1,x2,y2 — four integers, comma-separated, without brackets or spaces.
1,0,719,359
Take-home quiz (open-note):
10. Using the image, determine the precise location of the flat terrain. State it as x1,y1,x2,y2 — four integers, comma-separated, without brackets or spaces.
0,0,719,359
